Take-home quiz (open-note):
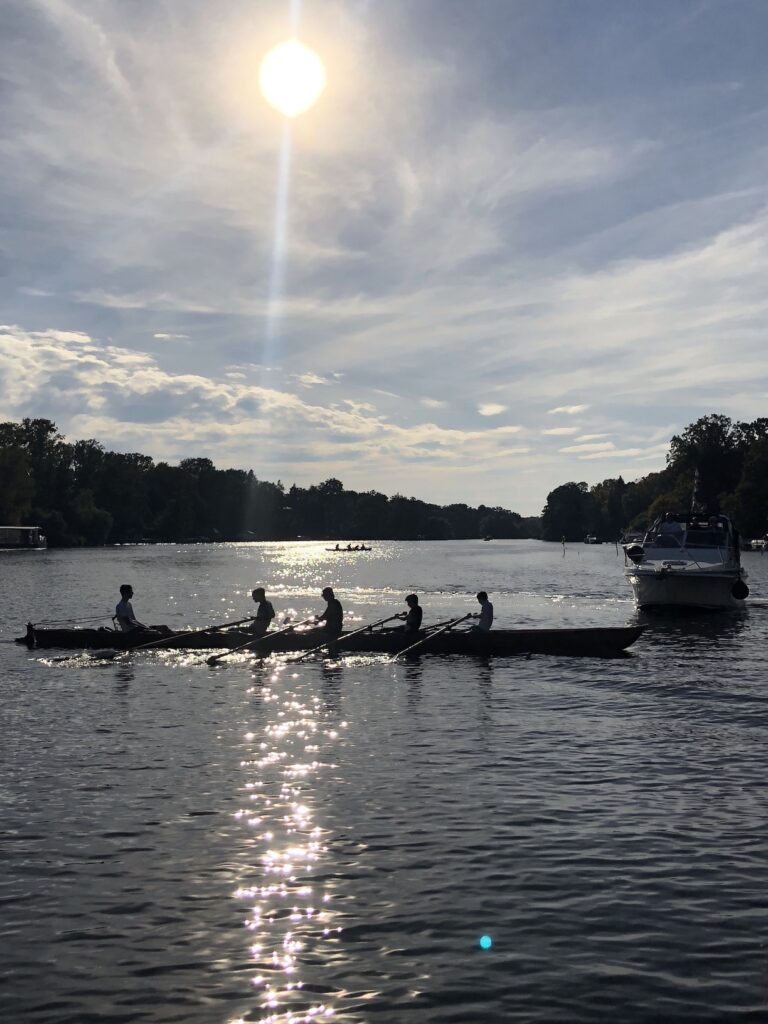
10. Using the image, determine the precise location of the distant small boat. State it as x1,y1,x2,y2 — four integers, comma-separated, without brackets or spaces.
325,545,372,552
0,525,47,550
584,535,603,545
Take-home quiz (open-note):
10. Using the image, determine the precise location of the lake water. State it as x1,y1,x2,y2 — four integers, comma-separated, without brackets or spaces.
2,540,768,1023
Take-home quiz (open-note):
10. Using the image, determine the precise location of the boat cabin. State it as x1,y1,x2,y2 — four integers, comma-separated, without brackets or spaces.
625,513,740,564
0,525,47,550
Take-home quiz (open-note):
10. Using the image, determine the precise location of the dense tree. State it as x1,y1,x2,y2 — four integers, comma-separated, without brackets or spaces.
667,414,742,509
726,438,768,538
4,412,767,547
588,478,627,540
540,413,768,541
0,445,33,524
541,482,593,541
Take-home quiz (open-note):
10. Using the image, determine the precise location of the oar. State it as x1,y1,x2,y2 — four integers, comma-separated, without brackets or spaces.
288,614,402,664
390,613,472,662
91,615,259,662
205,617,315,666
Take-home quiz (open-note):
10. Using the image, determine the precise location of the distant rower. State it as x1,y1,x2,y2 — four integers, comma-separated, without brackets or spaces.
115,584,146,632
251,587,276,636
316,587,344,638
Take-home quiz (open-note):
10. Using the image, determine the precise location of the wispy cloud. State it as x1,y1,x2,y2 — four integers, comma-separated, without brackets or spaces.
478,403,508,417
559,441,615,454
548,405,591,415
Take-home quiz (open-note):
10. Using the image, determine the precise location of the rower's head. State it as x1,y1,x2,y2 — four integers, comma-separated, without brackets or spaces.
252,587,266,601
322,587,334,600
405,593,419,607
119,584,133,599
476,591,488,603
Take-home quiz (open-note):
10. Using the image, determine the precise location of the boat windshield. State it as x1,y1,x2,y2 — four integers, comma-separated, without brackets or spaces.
648,534,682,548
684,529,727,548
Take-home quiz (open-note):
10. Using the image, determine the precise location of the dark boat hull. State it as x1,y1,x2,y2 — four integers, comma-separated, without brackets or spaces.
17,624,643,657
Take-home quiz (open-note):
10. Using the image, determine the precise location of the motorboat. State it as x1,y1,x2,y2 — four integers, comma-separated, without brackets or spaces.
0,525,47,550
623,512,748,610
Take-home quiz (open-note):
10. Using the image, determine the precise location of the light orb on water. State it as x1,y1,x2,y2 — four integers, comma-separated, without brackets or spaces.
259,39,326,118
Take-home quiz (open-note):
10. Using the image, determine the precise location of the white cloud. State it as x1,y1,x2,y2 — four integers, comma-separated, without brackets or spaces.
294,372,333,389
578,444,669,461
576,433,609,441
153,333,189,340
542,426,579,436
420,397,447,409
478,403,508,416
548,405,591,415
343,399,377,414
559,442,616,453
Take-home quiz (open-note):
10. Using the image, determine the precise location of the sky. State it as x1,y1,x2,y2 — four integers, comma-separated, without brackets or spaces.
1,0,768,516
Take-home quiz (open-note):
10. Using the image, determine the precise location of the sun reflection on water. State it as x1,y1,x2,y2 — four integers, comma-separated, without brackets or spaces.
231,666,347,1023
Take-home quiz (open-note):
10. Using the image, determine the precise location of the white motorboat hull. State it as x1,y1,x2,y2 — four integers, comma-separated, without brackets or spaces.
626,568,746,610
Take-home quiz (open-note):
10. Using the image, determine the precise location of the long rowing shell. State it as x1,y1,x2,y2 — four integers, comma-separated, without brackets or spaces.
16,623,643,658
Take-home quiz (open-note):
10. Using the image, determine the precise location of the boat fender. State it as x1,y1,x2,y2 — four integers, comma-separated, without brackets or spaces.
732,579,749,600
625,543,644,564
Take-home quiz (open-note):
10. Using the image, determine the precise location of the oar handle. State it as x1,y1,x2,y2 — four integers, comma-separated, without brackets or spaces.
129,615,256,654
390,613,471,662
289,614,401,663
205,617,314,666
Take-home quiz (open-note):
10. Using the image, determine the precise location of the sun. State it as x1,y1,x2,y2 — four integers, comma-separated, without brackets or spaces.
259,39,326,118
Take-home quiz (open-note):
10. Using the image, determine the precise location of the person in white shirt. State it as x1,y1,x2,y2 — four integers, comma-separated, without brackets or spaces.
474,591,494,632
115,584,146,632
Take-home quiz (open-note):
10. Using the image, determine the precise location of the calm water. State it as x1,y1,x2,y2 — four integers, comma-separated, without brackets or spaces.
2,540,768,1023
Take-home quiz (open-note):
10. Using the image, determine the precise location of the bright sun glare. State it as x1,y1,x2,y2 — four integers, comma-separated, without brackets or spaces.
259,39,326,118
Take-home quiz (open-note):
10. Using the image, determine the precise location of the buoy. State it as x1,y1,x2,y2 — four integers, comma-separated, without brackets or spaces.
732,579,749,600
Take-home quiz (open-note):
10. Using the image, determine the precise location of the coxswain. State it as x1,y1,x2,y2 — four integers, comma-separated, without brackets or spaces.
315,587,344,638
397,593,423,632
115,584,146,632
473,591,494,632
251,587,276,636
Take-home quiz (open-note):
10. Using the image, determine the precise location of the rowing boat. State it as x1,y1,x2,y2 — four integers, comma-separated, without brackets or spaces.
15,622,643,657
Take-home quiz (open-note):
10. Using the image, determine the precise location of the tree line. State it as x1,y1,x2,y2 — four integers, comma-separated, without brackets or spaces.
540,414,768,541
2,414,766,547
0,418,539,546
